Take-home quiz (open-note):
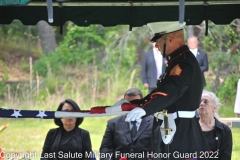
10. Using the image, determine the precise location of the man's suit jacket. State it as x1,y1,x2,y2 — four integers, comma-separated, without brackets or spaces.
142,49,166,88
196,50,208,86
100,115,161,160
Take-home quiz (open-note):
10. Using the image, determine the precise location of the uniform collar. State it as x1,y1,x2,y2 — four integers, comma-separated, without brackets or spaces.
166,45,189,62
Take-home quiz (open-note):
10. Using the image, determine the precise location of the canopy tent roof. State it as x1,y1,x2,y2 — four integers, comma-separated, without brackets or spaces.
1,0,240,28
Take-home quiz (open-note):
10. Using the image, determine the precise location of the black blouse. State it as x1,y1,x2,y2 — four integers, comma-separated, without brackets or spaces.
58,129,78,159
203,129,216,151
199,118,232,160
41,127,93,160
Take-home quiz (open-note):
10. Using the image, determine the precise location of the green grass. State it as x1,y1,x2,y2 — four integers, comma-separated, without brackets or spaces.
232,128,240,160
1,118,240,160
219,105,235,117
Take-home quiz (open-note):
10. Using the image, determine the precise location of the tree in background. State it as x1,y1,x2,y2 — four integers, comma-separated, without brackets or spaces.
203,20,240,113
33,23,152,77
185,21,240,114
37,21,57,55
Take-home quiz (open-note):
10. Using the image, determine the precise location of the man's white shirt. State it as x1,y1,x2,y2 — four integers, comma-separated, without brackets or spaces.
190,48,198,57
153,48,163,79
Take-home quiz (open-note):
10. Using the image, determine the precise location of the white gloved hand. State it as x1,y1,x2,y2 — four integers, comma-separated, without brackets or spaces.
125,107,146,122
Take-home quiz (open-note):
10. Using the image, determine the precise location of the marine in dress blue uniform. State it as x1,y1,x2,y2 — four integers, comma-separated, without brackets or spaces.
125,22,211,160
90,21,211,160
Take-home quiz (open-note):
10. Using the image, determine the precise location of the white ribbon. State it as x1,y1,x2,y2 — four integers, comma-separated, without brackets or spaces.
55,111,129,118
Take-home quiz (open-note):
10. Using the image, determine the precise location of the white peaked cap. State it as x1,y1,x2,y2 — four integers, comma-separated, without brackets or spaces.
147,21,185,42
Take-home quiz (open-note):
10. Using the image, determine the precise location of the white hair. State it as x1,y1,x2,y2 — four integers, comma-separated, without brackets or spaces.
202,90,221,118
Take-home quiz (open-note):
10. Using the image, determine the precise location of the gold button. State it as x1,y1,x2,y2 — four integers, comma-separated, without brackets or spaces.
145,100,147,102
168,56,171,60
166,64,168,67
140,104,143,106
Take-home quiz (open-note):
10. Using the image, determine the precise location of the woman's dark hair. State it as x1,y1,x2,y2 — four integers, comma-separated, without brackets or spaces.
54,99,84,127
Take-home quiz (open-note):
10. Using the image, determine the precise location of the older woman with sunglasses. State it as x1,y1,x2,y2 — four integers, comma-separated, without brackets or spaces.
197,90,232,160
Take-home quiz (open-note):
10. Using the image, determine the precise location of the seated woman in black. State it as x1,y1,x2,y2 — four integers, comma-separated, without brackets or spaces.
41,99,94,160
197,90,232,160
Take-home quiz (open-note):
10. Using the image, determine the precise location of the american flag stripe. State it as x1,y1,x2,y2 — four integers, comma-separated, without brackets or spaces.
0,108,55,119
0,108,129,119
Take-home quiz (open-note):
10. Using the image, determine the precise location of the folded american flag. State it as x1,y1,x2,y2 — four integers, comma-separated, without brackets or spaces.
0,108,129,119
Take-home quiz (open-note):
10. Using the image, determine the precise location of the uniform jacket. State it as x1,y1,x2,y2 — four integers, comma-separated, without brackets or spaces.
141,49,166,88
100,115,161,160
41,127,93,160
196,49,208,86
131,45,210,160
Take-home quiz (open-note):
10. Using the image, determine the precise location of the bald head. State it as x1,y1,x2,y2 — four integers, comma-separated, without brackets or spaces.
165,30,185,55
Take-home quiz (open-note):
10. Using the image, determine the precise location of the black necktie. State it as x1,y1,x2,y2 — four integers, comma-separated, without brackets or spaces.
131,121,137,140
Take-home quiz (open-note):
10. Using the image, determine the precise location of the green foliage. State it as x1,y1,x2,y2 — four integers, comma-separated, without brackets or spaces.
98,25,144,75
0,60,9,98
32,57,48,77
204,21,239,53
43,76,59,94
0,70,8,98
33,54,60,77
218,75,239,103
206,52,239,117
34,23,108,77
55,23,105,65
207,53,222,73
203,21,240,109
0,21,38,43
217,75,239,117
33,24,143,78
0,21,42,58
20,57,30,72
204,20,239,78
4,21,239,117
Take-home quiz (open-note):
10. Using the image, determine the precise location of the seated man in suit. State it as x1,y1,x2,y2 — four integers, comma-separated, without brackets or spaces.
188,36,209,87
99,88,161,160
142,42,166,93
